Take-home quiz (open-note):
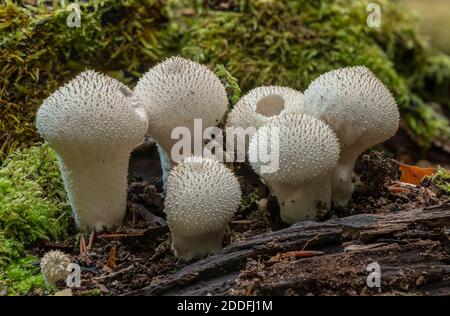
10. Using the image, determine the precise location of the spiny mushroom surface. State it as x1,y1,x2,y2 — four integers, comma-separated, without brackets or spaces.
249,113,340,224
36,70,148,231
164,156,241,261
303,66,399,206
40,250,71,286
134,56,228,188
226,86,304,130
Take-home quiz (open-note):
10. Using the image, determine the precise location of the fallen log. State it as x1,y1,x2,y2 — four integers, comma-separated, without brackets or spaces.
126,203,450,296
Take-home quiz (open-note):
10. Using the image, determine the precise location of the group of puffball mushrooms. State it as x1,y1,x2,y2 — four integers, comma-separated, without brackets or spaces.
36,57,399,262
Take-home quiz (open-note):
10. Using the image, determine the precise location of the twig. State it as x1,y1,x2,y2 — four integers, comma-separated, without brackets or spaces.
231,220,252,225
79,234,87,254
107,243,117,270
87,231,95,251
302,234,320,251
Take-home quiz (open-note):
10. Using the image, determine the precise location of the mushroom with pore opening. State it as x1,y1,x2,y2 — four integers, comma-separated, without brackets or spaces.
303,66,400,206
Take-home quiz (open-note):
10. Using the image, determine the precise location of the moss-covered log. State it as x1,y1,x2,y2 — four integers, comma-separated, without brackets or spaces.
0,0,170,161
0,144,69,295
177,0,450,147
1,0,450,161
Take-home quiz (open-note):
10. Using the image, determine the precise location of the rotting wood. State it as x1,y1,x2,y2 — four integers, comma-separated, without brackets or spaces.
125,204,450,296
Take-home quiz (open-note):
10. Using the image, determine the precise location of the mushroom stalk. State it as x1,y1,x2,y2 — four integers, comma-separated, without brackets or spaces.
57,152,130,231
271,176,332,224
36,70,148,232
171,229,225,261
331,147,360,206
156,144,171,191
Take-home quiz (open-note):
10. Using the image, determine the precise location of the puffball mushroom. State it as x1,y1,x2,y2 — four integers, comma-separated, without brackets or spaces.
40,250,71,286
249,113,340,224
36,70,148,231
227,85,304,130
303,66,400,206
164,156,241,261
134,56,228,188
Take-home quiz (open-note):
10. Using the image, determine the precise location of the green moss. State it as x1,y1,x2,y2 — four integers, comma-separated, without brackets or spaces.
240,191,259,213
0,0,171,161
0,256,53,296
1,0,449,160
428,166,450,194
412,53,450,109
0,144,69,245
177,0,450,147
0,144,69,295
0,234,24,268
215,64,242,106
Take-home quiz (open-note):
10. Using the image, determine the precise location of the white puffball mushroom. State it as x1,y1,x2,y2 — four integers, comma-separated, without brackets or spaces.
304,66,400,206
164,156,241,261
134,56,228,188
227,85,304,130
40,250,71,286
36,70,148,231
249,113,340,224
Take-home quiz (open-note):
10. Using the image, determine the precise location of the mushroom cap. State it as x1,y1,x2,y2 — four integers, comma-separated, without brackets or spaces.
303,66,399,149
134,56,228,152
226,86,304,130
249,113,340,185
40,250,71,285
36,70,148,153
164,156,241,237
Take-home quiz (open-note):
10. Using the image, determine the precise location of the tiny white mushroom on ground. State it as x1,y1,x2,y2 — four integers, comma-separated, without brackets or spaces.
164,156,241,261
249,113,340,224
303,66,400,206
40,250,71,286
226,85,304,134
133,57,228,188
36,70,148,231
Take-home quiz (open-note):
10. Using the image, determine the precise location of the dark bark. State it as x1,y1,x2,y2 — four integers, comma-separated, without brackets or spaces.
125,203,450,296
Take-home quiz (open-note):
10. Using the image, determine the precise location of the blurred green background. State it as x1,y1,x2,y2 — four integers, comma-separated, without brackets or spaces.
402,0,450,54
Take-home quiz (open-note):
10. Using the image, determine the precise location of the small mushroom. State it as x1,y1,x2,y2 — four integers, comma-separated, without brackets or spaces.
40,250,71,286
36,70,148,231
164,156,241,261
134,57,228,188
227,85,304,130
303,66,400,206
249,113,340,224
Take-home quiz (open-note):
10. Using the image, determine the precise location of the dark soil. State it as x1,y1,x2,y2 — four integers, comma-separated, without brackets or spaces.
324,151,443,219
35,143,450,296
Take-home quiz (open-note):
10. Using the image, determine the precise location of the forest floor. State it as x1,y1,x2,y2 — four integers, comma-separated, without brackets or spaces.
29,142,450,296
